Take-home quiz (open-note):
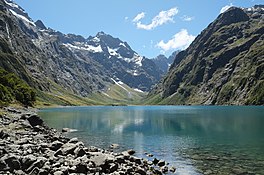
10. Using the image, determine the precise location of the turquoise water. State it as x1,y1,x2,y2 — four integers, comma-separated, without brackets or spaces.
39,106,264,174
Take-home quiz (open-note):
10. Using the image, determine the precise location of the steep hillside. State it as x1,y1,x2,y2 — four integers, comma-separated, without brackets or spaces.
0,67,35,106
148,5,264,105
0,0,162,106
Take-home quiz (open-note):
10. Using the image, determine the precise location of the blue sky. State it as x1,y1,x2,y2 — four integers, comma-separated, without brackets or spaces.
15,0,262,58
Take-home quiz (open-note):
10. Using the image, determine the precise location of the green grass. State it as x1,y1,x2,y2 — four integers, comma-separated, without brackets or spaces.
246,80,264,105
87,83,146,106
0,68,35,107
34,79,147,107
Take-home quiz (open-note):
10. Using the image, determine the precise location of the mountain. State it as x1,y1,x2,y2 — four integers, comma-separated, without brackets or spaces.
152,51,179,74
148,5,264,105
63,31,162,92
0,0,162,105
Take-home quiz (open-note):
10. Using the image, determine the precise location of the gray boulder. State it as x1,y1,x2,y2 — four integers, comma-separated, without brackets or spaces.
74,147,86,157
50,140,64,151
0,159,7,170
127,149,136,155
110,143,119,149
109,163,118,173
68,137,79,143
157,159,166,167
3,155,21,171
136,167,146,175
54,171,64,175
169,166,176,173
25,157,46,173
21,154,37,170
153,158,159,165
60,143,78,155
27,114,44,127
0,130,9,139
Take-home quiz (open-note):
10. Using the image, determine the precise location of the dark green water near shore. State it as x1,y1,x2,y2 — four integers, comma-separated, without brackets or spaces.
39,106,264,174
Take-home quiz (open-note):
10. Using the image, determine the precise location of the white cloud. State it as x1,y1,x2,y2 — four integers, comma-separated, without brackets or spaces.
132,12,145,22
156,29,195,51
220,3,233,14
133,7,179,30
125,16,129,21
181,15,194,22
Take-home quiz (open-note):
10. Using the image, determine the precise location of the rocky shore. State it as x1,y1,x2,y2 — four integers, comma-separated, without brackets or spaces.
0,107,175,175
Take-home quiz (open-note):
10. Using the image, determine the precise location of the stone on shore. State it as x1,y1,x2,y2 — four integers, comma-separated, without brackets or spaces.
50,140,64,151
110,143,120,149
62,128,77,133
0,107,174,175
127,149,136,155
153,158,159,165
157,159,166,167
27,114,44,127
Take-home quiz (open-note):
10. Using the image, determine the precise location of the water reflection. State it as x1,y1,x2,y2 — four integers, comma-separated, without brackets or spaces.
39,106,264,174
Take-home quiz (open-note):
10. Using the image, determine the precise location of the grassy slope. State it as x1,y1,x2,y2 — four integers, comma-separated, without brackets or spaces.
36,81,146,107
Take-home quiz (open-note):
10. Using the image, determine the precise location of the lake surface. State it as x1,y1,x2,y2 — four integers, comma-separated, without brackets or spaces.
39,106,264,175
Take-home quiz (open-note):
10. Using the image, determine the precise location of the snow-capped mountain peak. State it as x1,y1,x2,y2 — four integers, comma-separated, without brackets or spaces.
4,0,35,26
4,0,24,12
243,5,264,12
83,32,143,65
55,31,161,90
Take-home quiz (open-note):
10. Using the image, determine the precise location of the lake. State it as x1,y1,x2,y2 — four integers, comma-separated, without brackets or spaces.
39,106,264,175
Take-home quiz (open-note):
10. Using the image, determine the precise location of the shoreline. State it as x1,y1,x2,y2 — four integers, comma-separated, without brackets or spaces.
37,104,264,109
0,107,175,174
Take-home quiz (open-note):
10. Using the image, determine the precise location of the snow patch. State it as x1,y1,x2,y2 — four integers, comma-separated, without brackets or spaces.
123,57,132,62
5,23,11,41
119,42,126,47
85,44,103,53
133,54,143,66
102,92,110,97
130,70,139,76
246,7,253,11
63,43,103,53
167,63,171,70
92,37,100,42
65,72,72,78
39,29,47,32
107,47,123,58
111,78,125,86
118,81,124,85
245,7,264,11
63,43,80,50
111,78,132,98
111,78,128,91
134,88,144,93
4,0,21,10
108,47,118,56
9,9,35,26
133,71,139,76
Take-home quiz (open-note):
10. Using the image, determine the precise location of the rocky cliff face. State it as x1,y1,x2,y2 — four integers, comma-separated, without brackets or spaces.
152,51,178,74
63,31,162,92
0,0,111,97
0,0,162,102
149,6,264,105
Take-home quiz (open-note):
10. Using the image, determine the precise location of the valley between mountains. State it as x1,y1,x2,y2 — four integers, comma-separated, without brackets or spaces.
0,0,263,106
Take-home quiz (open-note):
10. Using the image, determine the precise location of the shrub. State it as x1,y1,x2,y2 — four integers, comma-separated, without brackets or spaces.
0,67,35,106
